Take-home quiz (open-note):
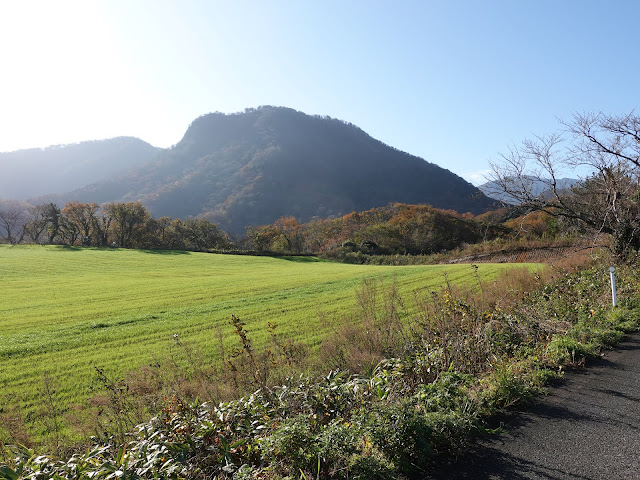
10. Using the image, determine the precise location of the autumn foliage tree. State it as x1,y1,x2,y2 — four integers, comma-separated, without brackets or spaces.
182,218,230,251
3,200,229,252
272,216,304,254
245,225,280,253
102,202,151,248
61,202,100,246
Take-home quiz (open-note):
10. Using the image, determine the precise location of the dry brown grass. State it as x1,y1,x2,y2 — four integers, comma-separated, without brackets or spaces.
317,245,600,384
0,405,32,455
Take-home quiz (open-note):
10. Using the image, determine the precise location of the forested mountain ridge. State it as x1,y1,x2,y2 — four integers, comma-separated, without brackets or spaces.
51,107,495,233
0,137,160,200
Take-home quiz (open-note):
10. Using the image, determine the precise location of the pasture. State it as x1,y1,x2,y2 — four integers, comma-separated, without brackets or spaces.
0,245,539,426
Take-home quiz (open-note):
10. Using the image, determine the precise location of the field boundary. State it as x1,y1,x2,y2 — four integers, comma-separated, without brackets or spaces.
448,244,605,264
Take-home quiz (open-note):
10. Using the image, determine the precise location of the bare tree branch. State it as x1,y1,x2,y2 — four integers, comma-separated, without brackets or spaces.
490,111,640,257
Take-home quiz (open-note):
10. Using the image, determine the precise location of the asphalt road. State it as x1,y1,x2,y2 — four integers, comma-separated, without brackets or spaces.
427,334,640,479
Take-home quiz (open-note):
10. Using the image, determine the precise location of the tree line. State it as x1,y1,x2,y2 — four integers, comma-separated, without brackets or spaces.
0,200,230,251
1,198,565,256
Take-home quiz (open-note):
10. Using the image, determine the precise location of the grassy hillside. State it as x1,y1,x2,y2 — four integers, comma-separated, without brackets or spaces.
0,245,536,423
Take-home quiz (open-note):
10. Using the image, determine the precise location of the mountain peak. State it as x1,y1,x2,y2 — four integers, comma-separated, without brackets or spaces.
6,108,495,233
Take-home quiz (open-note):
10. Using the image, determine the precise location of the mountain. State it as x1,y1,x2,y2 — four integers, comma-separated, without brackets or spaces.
39,107,496,233
0,137,160,200
49,107,495,233
478,176,580,204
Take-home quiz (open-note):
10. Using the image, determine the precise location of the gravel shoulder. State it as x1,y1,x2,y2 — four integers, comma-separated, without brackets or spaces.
427,334,640,479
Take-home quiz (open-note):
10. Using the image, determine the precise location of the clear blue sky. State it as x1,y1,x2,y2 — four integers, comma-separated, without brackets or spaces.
1,1,638,184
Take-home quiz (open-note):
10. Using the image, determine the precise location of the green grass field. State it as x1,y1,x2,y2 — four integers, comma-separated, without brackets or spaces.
0,245,540,425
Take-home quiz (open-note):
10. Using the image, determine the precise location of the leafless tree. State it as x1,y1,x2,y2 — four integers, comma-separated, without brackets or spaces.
488,112,640,257
0,200,30,244
23,204,52,243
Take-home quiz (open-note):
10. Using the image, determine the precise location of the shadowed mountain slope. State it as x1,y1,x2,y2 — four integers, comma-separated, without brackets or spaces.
45,107,496,233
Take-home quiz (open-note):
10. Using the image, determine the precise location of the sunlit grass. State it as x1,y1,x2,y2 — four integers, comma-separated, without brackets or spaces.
0,244,541,420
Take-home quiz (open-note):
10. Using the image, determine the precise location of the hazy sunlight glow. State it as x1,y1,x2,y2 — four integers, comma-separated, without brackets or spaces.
1,0,638,183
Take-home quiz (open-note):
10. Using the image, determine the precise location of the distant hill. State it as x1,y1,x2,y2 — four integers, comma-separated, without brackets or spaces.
478,176,580,204
0,137,160,200
53,107,495,233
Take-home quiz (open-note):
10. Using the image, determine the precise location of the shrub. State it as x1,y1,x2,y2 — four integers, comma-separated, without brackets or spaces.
545,336,598,365
345,449,396,480
606,307,640,333
480,359,556,412
364,401,436,476
414,372,474,413
260,416,317,475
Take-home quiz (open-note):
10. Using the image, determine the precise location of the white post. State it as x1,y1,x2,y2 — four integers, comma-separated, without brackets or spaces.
609,266,617,307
